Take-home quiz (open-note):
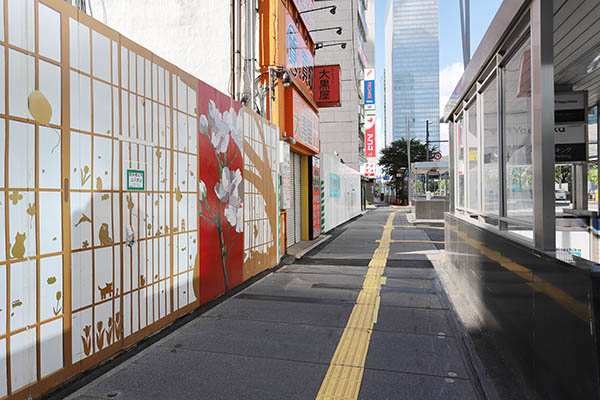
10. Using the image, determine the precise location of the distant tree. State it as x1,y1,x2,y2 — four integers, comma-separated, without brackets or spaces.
589,165,598,183
378,138,438,203
555,165,571,184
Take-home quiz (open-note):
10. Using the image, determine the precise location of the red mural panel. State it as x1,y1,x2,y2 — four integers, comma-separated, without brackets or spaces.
197,79,245,303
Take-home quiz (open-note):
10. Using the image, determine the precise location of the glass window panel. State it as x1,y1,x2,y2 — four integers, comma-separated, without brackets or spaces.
0,1,3,42
39,59,62,126
467,103,478,210
113,86,120,137
0,47,5,115
92,30,111,82
158,66,164,104
8,120,35,188
483,77,499,214
39,126,62,189
69,19,90,73
129,51,136,93
0,120,4,189
38,3,61,62
112,41,118,85
93,79,111,135
8,49,34,120
121,89,128,137
70,71,92,132
121,46,128,90
145,59,151,97
456,118,465,208
8,0,34,52
504,41,533,223
137,55,143,95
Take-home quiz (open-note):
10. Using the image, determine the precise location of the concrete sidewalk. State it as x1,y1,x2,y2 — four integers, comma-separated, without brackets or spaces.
61,206,485,400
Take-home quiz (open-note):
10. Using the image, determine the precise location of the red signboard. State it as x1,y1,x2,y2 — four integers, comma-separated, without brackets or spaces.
314,65,341,107
286,12,314,95
290,89,320,153
365,115,376,158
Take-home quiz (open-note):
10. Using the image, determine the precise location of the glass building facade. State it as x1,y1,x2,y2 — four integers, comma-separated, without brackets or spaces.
385,0,440,144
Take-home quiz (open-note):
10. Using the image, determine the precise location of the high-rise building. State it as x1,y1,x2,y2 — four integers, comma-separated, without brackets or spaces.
385,0,440,146
312,0,375,172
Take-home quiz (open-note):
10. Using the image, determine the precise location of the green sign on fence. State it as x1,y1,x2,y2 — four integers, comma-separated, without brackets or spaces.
127,169,145,191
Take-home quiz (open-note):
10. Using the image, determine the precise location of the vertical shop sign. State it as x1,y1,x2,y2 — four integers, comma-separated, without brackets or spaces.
365,116,376,157
286,12,314,95
312,159,321,237
292,0,315,30
314,65,341,107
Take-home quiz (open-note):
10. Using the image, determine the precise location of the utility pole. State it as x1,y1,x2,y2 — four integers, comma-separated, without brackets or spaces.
425,120,430,160
406,116,412,206
425,120,430,194
459,0,471,67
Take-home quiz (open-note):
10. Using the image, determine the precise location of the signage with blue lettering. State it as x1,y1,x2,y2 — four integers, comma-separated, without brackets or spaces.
364,80,375,105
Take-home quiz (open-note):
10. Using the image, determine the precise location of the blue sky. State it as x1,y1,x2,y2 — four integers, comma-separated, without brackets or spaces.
374,0,503,152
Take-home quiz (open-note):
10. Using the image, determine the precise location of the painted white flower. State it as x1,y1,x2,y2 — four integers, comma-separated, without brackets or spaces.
224,107,244,152
215,167,243,232
199,115,209,135
199,180,207,201
224,201,244,233
207,100,220,131
207,100,230,154
214,167,242,203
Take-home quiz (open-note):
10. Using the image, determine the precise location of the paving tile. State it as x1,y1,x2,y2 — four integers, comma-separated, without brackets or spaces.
203,298,354,328
375,306,452,336
77,347,326,400
157,318,342,364
365,330,469,378
359,369,478,400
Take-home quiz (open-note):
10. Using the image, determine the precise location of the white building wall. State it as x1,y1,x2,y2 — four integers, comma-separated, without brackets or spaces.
313,0,375,172
321,154,361,232
89,0,232,95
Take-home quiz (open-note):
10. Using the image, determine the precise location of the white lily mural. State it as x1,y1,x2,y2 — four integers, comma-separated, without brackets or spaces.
199,100,244,290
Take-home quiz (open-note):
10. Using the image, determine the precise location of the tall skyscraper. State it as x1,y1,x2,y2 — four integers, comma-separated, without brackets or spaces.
385,0,440,146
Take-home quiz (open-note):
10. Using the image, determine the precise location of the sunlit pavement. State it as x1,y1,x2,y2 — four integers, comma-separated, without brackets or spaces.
62,206,484,400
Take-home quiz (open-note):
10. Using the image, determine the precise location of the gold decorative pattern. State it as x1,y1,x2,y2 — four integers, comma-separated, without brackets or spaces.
99,223,114,245
9,191,23,205
74,213,92,227
10,233,26,259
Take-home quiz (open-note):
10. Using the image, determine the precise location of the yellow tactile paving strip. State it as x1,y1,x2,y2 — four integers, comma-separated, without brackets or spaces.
315,212,398,399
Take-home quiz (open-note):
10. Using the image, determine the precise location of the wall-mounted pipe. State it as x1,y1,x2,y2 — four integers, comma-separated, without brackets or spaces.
234,0,242,101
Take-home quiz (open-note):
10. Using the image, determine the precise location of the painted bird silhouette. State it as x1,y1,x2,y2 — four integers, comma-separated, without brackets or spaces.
74,213,92,227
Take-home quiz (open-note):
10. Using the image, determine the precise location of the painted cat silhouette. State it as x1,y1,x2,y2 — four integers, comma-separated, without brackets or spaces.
98,282,114,300
99,223,113,245
10,232,26,259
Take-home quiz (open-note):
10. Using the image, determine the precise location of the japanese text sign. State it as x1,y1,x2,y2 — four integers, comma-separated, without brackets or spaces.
292,90,320,153
127,169,145,191
365,116,376,158
314,65,341,107
364,80,375,105
286,12,314,95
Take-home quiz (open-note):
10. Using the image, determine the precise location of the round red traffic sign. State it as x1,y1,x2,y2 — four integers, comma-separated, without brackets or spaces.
433,152,442,161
